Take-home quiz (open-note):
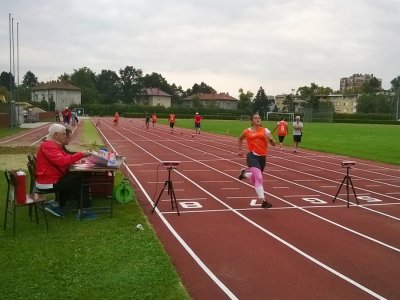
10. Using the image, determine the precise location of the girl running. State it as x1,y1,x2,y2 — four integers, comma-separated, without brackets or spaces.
238,112,275,208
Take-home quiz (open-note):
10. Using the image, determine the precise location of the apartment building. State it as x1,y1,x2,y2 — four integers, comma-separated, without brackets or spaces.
340,73,382,92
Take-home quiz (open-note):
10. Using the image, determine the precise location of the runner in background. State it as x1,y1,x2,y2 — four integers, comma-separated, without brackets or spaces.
272,117,288,150
113,112,120,126
151,113,157,127
168,112,176,133
293,115,303,153
145,113,150,129
194,112,202,134
238,112,276,208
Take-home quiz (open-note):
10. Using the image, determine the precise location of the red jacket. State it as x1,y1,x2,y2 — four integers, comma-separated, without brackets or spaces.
36,140,84,184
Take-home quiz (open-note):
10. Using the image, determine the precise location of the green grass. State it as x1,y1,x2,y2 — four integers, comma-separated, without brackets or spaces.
80,120,105,149
0,127,25,139
158,118,400,165
0,123,189,300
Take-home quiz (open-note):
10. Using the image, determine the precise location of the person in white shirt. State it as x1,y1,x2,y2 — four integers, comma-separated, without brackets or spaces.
292,116,304,153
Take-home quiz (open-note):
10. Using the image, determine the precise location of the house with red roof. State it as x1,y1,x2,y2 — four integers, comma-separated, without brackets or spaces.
136,88,172,108
183,93,238,110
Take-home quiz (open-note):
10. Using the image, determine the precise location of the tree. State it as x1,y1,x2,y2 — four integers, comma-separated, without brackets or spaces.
297,83,332,111
252,86,272,115
361,76,381,94
95,70,120,104
119,66,143,104
22,71,38,87
390,75,400,92
16,85,32,101
282,94,294,112
58,73,70,81
186,82,216,96
0,71,14,92
70,67,99,104
238,88,253,112
142,72,172,94
357,93,394,114
170,83,185,105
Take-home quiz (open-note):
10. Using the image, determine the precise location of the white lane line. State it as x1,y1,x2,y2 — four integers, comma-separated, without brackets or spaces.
174,170,388,300
148,181,184,184
294,179,321,182
0,123,49,144
102,119,391,299
386,192,400,195
365,185,380,187
200,180,232,183
95,119,239,300
273,186,290,189
284,194,321,198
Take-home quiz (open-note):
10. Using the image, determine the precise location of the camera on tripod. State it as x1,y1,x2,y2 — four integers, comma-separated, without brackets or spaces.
162,161,180,169
341,161,355,168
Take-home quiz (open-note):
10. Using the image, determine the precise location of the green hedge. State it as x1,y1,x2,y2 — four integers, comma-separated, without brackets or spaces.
81,104,245,119
333,113,398,124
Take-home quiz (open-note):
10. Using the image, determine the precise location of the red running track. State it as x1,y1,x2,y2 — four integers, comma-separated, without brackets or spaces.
5,117,400,299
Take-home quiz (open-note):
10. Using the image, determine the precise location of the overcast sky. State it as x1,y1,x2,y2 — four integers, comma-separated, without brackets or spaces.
1,0,400,97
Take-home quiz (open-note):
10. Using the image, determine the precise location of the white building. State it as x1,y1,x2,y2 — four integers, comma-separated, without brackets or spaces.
31,80,81,110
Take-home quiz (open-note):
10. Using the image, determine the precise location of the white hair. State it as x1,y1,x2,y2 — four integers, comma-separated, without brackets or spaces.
48,124,66,137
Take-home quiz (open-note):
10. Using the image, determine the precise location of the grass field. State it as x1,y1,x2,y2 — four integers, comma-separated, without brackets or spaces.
158,118,400,165
0,121,189,300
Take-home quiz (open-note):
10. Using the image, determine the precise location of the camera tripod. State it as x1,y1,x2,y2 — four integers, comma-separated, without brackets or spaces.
333,165,359,208
151,166,180,215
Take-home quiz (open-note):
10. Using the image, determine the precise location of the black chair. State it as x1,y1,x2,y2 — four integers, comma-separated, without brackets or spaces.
3,170,48,236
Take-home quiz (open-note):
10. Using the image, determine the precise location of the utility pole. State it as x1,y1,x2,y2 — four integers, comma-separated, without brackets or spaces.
397,88,399,121
291,89,295,113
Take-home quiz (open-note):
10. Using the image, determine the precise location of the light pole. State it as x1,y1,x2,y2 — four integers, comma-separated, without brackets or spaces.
291,89,295,112
396,88,399,121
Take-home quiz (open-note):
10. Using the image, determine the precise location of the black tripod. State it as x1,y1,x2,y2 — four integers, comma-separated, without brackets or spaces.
151,167,180,215
333,165,359,208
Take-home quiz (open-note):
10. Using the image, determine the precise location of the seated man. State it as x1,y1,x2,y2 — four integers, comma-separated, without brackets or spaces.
35,124,95,219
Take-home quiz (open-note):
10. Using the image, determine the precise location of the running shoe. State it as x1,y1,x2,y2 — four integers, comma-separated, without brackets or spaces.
261,201,272,208
238,168,247,180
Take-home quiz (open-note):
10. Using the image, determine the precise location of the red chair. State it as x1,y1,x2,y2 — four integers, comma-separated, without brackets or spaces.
3,170,48,236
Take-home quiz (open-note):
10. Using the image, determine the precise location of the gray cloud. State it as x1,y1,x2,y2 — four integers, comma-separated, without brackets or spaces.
1,0,399,97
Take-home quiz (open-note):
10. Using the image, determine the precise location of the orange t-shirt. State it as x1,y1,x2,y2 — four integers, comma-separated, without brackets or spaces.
168,114,176,123
277,120,288,136
151,114,157,122
243,127,270,156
